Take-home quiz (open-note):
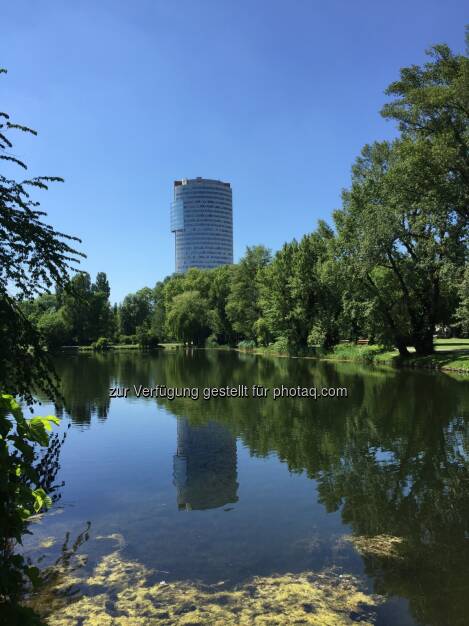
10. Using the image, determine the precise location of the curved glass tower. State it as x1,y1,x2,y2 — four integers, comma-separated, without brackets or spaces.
170,177,233,273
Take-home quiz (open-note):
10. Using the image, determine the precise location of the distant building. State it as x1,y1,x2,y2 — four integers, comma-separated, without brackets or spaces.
170,177,233,273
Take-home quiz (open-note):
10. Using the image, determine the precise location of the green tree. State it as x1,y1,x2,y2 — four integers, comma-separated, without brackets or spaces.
0,69,78,623
381,36,469,223
335,37,469,356
150,280,168,342
226,246,271,341
207,265,236,345
0,70,83,400
455,265,469,336
335,135,466,356
135,322,160,349
90,272,114,340
36,309,72,351
167,290,212,346
92,271,111,299
261,223,340,350
118,287,154,336
60,272,93,344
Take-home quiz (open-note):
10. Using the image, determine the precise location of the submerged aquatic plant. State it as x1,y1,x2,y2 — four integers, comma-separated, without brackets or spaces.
344,534,406,561
28,534,383,625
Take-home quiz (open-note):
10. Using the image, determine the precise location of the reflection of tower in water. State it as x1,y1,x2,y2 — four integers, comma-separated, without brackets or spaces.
173,418,238,510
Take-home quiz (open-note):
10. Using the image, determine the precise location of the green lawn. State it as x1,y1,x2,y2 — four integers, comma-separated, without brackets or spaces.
324,340,469,373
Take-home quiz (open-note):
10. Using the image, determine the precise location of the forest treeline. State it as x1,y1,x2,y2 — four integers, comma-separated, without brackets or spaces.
22,40,469,357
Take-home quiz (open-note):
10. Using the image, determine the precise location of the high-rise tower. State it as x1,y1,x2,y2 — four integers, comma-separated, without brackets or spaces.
170,177,233,273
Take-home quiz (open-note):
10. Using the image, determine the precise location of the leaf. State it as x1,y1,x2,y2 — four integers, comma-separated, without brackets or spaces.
32,488,52,513
27,415,61,445
27,419,49,446
44,415,60,426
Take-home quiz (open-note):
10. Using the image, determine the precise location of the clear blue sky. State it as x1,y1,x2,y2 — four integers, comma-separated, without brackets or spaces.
3,1,467,303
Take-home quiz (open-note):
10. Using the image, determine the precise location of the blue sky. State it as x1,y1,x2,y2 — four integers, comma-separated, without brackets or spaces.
3,1,467,303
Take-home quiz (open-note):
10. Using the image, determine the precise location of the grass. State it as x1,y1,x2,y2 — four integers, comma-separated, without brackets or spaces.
323,339,469,373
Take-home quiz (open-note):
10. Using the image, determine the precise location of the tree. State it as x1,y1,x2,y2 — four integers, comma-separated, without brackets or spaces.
0,68,80,623
207,265,236,345
260,223,340,350
0,68,83,401
118,287,154,336
167,290,211,346
334,38,469,356
455,265,469,336
335,134,466,356
36,309,71,351
150,280,168,342
60,272,93,344
381,37,469,223
226,246,271,341
92,272,110,299
90,272,114,340
135,322,160,349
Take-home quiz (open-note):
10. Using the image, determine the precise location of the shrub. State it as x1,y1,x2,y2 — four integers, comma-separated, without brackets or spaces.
205,334,219,347
117,334,137,345
237,339,256,350
253,317,271,347
0,394,65,623
92,337,112,352
267,336,289,354
331,343,386,362
136,326,160,350
307,323,327,348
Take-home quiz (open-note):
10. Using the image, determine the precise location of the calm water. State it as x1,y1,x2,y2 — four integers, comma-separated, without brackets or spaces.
25,350,469,625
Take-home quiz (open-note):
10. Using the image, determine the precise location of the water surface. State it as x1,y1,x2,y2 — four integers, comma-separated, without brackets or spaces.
26,350,469,625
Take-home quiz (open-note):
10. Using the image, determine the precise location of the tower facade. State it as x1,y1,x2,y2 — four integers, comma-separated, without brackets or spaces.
170,177,233,273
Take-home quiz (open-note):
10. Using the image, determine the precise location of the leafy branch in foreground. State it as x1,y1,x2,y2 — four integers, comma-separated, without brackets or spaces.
1,68,82,624
0,68,85,403
0,393,67,625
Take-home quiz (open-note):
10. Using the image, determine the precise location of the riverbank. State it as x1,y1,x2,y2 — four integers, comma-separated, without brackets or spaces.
66,342,182,352
322,341,469,373
239,339,469,374
65,339,469,374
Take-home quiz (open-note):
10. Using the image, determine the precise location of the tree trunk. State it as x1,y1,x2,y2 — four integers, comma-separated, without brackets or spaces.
396,339,410,357
414,332,434,356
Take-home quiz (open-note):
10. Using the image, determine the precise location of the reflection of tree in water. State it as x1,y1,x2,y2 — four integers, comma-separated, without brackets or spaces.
51,350,469,625
52,354,113,424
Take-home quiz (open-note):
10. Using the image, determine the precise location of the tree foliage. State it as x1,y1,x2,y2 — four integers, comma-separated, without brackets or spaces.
0,394,66,623
167,290,212,346
225,245,271,340
0,69,76,623
0,69,83,401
